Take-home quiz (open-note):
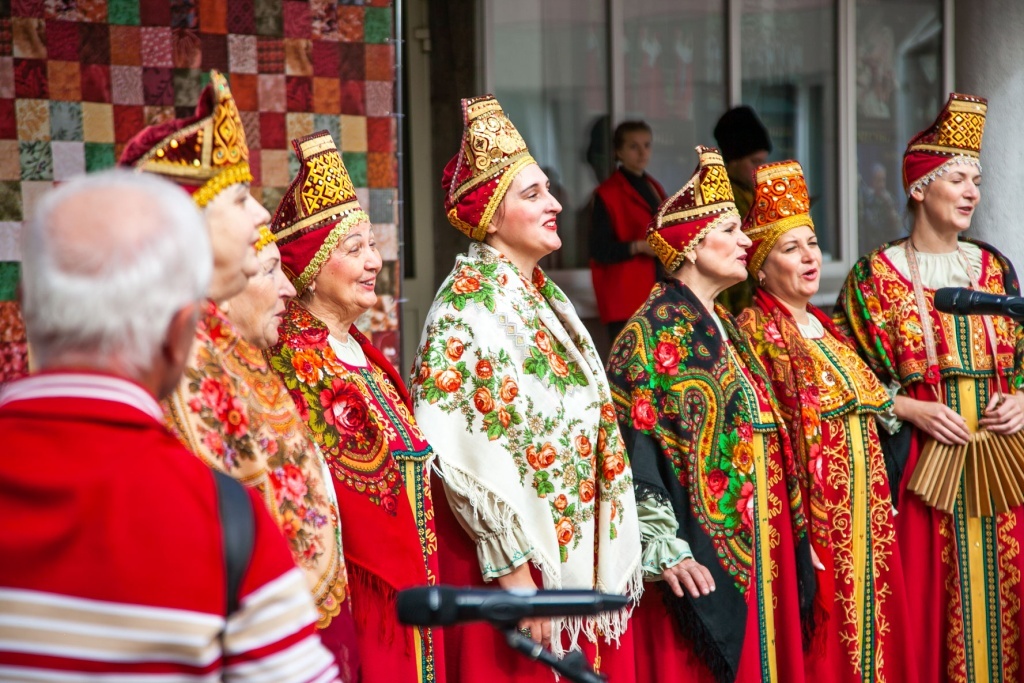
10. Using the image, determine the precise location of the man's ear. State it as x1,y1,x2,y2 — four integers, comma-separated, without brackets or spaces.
164,302,199,369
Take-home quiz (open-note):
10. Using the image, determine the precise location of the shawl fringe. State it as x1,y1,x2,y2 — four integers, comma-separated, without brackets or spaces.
660,585,736,683
439,460,643,657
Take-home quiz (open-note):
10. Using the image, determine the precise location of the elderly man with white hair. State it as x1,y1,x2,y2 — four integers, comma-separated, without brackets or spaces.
0,170,340,682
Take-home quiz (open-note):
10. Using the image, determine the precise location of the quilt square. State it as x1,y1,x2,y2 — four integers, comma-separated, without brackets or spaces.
339,79,364,115
285,75,312,111
257,36,284,73
0,20,10,58
312,113,339,142
139,0,171,26
110,25,142,65
311,40,340,77
51,140,85,180
0,141,21,180
365,79,391,116
173,68,204,106
111,65,144,104
198,0,227,34
170,0,199,30
367,151,395,188
16,98,50,140
80,63,111,102
363,6,391,43
20,180,53,221
0,182,23,222
284,37,312,76
239,109,260,148
114,104,145,142
14,58,48,99
142,66,174,105
108,0,141,26
84,141,115,171
200,33,228,70
228,72,258,110
338,6,364,43
255,0,283,36
44,19,78,60
341,151,365,186
79,22,111,64
226,0,255,33
338,43,364,80
312,77,340,114
310,0,339,40
172,29,201,69
0,100,14,139
260,148,289,186
285,111,313,141
364,43,392,82
0,58,12,98
283,1,311,38
49,100,83,141
259,111,285,147
227,34,257,73
81,102,114,142
257,73,285,111
46,59,80,100
340,114,366,152
12,0,45,19
12,17,47,59
140,26,173,67
365,116,392,152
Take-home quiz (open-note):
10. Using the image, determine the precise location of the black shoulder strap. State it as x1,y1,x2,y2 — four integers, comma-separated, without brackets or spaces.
213,470,255,616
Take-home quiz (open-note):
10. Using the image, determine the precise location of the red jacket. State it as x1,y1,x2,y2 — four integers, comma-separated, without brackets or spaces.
590,169,666,324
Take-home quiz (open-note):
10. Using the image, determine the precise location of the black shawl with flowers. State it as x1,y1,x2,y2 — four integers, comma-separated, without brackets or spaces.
607,278,812,683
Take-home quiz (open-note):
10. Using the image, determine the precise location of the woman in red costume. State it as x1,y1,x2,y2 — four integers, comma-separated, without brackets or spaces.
267,130,444,683
835,93,1024,683
737,160,917,683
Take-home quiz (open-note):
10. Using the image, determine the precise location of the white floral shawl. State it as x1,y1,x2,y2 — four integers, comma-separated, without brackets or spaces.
411,242,642,652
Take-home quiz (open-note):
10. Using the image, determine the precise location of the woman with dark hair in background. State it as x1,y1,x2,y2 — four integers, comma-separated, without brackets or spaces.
589,120,667,342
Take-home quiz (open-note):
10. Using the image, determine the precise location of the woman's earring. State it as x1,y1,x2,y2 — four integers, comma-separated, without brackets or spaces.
758,276,766,287
685,251,697,265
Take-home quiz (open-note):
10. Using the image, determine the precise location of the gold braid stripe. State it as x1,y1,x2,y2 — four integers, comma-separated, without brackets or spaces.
746,213,815,276
192,163,253,208
293,210,370,294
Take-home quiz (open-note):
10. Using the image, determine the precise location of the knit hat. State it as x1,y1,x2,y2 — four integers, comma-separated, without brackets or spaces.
713,106,773,163
743,160,814,277
270,131,369,294
902,92,986,194
442,95,536,241
119,71,252,208
647,146,739,271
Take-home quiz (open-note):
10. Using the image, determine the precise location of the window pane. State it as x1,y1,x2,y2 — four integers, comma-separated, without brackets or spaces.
622,1,727,192
856,0,944,256
741,0,838,261
486,0,607,269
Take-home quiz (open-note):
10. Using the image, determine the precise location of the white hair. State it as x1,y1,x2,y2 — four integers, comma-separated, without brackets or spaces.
21,170,212,375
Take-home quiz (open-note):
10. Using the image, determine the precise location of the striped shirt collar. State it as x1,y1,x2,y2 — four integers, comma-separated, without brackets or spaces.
0,372,164,422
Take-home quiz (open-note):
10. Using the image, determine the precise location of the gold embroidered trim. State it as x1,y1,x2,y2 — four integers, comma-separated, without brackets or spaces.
746,213,815,276
293,210,370,294
254,225,275,253
477,155,535,240
192,163,253,208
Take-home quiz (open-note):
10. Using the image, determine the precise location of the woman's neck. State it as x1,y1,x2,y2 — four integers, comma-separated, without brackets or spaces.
675,269,723,315
304,297,358,342
483,239,539,280
771,291,811,324
910,221,960,253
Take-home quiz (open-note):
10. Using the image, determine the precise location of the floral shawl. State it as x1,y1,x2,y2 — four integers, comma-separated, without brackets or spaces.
162,300,350,628
606,278,812,681
410,242,642,653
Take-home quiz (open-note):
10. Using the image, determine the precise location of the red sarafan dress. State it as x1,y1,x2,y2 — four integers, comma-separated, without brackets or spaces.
836,239,1024,683
269,300,445,683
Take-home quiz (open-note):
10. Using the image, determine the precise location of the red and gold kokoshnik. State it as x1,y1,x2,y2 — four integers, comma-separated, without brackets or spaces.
120,70,252,208
647,145,738,272
270,130,370,295
442,94,536,241
902,92,987,194
743,160,814,277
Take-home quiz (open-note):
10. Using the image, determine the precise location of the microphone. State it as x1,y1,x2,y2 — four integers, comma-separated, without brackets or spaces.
396,585,629,627
933,287,1024,320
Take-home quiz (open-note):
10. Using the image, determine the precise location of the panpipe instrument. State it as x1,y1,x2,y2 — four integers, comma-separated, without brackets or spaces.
907,429,1024,517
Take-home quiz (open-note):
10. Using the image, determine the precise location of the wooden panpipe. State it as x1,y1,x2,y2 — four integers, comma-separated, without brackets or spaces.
906,430,1024,517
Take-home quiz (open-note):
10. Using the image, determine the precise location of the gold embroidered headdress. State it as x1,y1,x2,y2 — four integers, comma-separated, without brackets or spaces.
743,160,814,277
119,70,252,208
270,130,369,294
647,146,739,271
903,92,986,194
442,95,536,241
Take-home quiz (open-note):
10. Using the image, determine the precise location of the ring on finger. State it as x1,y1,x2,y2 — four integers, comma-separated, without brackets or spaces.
519,627,532,637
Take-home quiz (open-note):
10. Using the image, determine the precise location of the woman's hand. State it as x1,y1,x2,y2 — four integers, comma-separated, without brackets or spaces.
631,240,656,258
979,393,1024,435
894,395,970,445
661,557,716,598
495,562,551,647
810,545,825,571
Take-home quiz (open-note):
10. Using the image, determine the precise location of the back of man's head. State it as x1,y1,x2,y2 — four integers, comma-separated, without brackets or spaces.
713,105,773,163
21,170,212,383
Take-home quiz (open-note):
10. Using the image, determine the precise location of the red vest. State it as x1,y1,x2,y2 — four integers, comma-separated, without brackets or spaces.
590,169,666,324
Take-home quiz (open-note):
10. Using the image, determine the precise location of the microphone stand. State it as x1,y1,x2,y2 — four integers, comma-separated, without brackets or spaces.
499,626,607,683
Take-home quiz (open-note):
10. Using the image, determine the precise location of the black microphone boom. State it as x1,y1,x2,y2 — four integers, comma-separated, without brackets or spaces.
396,585,629,627
933,287,1024,321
